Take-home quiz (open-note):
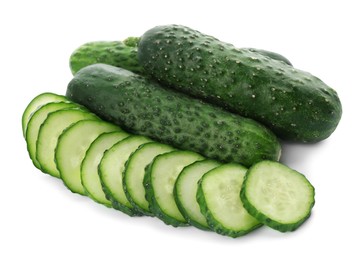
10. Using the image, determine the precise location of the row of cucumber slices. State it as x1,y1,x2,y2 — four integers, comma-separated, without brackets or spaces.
22,92,315,238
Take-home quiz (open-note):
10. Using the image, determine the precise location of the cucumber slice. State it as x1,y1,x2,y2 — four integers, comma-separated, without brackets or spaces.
144,151,204,227
26,102,79,170
56,120,121,195
22,92,68,137
174,160,221,230
197,163,262,238
241,161,315,232
99,135,152,215
123,142,175,216
81,131,130,206
36,109,98,177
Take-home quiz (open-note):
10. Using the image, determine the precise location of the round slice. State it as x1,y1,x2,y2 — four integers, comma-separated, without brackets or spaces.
197,163,262,238
81,131,130,206
22,92,68,137
56,120,121,195
123,142,175,216
241,160,315,232
174,160,221,230
99,136,152,216
36,109,98,177
144,151,204,227
26,102,79,170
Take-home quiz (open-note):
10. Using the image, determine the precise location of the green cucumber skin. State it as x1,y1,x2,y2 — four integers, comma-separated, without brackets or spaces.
248,48,292,66
240,161,315,232
67,64,281,167
138,24,342,142
69,38,291,76
70,41,144,75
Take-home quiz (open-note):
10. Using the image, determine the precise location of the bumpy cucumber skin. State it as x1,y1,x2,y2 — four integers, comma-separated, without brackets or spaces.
196,167,262,238
138,25,342,142
123,37,140,47
248,48,292,66
240,161,315,232
70,41,144,75
67,64,281,167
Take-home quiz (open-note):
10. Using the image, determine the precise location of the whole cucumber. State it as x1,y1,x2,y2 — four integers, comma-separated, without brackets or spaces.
66,64,281,167
69,37,292,75
138,25,342,142
69,40,144,75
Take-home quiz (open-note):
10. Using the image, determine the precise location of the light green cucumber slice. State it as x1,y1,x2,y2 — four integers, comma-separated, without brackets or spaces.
197,163,262,238
25,102,79,170
99,135,152,216
56,120,120,195
123,142,175,216
36,109,98,177
81,131,130,206
174,160,221,230
241,160,315,232
22,92,68,137
144,151,204,227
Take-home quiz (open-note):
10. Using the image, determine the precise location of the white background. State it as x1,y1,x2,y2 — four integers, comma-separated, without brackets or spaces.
1,0,363,259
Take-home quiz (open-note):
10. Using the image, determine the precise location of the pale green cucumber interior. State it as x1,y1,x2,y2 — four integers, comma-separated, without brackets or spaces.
245,162,314,224
99,136,152,208
175,160,221,228
26,102,78,169
36,109,97,177
22,93,68,137
56,120,120,195
125,142,174,212
202,164,260,231
152,151,204,222
81,131,129,205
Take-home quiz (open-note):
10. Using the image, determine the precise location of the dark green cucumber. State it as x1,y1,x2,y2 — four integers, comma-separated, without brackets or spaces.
69,37,291,76
248,48,292,66
138,24,342,142
69,41,143,75
240,160,315,232
67,64,281,167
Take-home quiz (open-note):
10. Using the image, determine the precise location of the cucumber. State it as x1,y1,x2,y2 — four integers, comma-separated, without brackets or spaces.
98,135,152,215
248,48,292,66
36,109,98,177
144,150,204,227
55,120,120,195
26,102,78,170
197,163,262,238
174,160,221,230
69,38,291,76
138,24,342,142
70,41,143,75
240,160,315,232
123,142,175,216
81,131,130,206
22,92,68,137
67,64,281,167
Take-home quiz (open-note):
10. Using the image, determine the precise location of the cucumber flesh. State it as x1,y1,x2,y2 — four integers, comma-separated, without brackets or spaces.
26,102,78,170
144,151,204,226
81,131,129,206
123,142,175,216
197,163,262,238
241,161,315,232
36,109,98,177
99,135,152,215
174,160,221,230
56,120,120,195
22,92,68,137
